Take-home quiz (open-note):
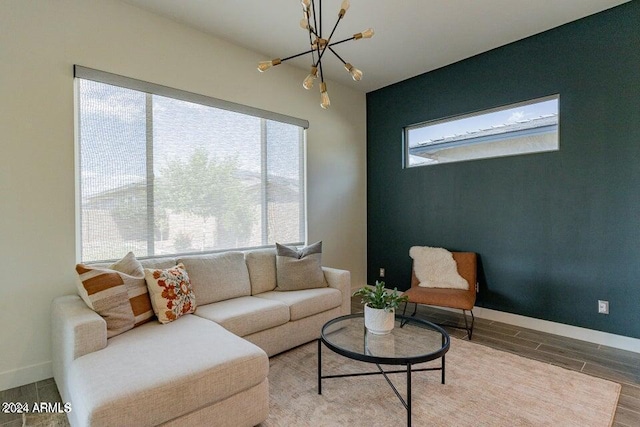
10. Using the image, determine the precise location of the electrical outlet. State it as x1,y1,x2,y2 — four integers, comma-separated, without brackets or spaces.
379,268,385,277
598,300,609,314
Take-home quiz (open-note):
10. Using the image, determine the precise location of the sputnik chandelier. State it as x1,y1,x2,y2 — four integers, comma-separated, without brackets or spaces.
257,0,374,109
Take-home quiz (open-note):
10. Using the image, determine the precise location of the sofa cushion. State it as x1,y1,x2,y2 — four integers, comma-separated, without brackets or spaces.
144,263,197,324
139,257,177,270
67,315,268,427
195,296,289,336
245,249,277,295
275,241,326,291
179,252,250,305
255,288,342,321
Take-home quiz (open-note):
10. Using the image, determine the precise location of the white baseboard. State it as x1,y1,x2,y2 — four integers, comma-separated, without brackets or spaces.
436,305,640,354
0,361,52,392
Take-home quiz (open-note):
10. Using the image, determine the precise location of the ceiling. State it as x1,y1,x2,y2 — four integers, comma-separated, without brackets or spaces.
122,0,629,93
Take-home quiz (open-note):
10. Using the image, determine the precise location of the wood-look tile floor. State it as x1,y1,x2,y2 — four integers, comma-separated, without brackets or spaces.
0,378,63,427
351,298,640,427
1,301,638,426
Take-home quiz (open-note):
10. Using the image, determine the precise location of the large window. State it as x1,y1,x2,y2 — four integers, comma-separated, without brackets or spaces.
76,67,307,262
405,95,559,167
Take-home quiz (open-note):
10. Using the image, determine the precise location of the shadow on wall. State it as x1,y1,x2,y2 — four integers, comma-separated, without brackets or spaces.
474,253,517,310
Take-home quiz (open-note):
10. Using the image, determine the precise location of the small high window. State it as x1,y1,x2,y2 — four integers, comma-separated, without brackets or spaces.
405,95,559,167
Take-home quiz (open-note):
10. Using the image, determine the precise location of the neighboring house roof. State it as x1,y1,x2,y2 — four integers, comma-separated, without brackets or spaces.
410,114,558,156
84,170,300,207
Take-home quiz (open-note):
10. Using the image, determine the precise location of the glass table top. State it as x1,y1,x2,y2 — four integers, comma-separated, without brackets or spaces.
321,313,450,364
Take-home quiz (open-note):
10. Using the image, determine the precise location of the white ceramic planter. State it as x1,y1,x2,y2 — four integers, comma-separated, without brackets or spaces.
364,304,395,335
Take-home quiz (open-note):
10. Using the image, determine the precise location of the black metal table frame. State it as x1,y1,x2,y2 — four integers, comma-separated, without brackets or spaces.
318,313,450,427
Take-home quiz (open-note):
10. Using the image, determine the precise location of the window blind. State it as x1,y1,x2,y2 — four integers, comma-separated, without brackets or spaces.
75,66,306,262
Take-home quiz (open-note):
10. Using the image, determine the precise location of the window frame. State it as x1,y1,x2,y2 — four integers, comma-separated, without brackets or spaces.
74,66,308,263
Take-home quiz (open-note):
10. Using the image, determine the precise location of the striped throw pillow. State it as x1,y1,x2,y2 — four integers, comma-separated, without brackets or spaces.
109,252,155,326
76,252,154,337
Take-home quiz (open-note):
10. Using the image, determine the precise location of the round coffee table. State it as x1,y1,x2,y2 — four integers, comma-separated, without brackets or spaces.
318,313,450,427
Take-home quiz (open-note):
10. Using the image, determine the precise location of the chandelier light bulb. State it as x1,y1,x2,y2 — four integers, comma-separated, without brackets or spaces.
301,0,311,11
344,63,363,81
361,28,374,38
257,59,281,72
354,28,375,40
339,0,350,18
320,82,330,109
303,66,318,90
300,18,309,30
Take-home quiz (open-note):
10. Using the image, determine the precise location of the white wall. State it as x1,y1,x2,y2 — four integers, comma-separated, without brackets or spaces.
0,0,367,390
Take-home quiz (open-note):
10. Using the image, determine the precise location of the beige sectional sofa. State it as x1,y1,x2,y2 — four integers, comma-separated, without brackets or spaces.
51,248,351,427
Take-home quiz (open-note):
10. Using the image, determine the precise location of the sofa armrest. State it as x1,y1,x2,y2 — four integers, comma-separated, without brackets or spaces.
51,295,107,399
322,267,351,316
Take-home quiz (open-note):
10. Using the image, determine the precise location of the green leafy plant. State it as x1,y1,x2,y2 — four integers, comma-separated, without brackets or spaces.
352,281,408,313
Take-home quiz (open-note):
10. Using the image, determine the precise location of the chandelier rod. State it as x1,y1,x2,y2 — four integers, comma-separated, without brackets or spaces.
311,0,319,38
327,46,346,65
280,36,358,63
325,36,357,48
319,56,325,83
281,49,316,63
318,0,321,36
305,15,316,64
323,15,343,48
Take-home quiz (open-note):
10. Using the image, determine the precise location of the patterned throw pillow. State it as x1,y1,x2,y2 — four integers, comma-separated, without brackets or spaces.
275,241,326,291
144,263,197,324
76,252,155,337
108,252,155,326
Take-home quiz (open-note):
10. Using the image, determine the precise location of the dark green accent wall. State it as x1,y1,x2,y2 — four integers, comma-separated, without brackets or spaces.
366,2,640,338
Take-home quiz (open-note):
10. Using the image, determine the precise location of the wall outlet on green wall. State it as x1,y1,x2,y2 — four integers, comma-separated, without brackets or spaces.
598,300,609,315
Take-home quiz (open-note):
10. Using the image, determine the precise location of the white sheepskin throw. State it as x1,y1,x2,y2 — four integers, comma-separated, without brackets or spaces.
409,246,469,290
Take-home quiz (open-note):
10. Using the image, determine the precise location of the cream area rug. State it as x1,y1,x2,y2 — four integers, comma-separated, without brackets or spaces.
23,338,620,427
261,338,621,427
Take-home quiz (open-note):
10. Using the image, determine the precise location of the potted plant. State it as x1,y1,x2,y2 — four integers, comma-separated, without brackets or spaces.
353,281,408,335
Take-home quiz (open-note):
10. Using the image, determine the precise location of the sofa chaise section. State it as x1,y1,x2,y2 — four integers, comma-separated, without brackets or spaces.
52,296,269,427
